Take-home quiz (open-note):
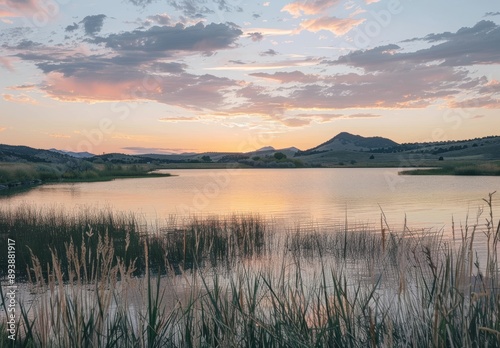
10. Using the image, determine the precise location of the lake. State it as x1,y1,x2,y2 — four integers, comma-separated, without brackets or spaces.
1,168,499,233
3,168,500,346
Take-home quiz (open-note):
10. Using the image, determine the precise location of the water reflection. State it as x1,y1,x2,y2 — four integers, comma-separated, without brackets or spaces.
1,168,498,231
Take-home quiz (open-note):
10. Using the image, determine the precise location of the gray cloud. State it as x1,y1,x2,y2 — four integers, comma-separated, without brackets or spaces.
13,40,41,49
260,49,278,56
127,0,242,18
81,14,107,36
95,22,242,53
247,32,264,42
65,23,79,32
330,21,500,70
484,11,500,17
127,0,156,6
144,14,172,26
155,62,188,73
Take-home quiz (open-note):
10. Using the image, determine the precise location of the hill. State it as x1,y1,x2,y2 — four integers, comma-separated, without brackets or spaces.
301,132,398,154
0,144,73,163
1,133,500,175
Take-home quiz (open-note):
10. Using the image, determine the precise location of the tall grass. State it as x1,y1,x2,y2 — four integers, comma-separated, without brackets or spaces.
0,205,271,279
0,195,499,347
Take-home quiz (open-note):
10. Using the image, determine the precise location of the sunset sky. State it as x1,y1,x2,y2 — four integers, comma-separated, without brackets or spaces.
1,0,500,154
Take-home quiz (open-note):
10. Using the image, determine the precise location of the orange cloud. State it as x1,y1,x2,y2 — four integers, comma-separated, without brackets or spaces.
0,127,6,132
282,0,341,17
49,133,71,138
299,16,366,35
0,10,17,17
2,93,37,104
159,117,198,122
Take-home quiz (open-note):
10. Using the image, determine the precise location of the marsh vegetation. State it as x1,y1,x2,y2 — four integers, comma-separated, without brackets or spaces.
0,194,499,347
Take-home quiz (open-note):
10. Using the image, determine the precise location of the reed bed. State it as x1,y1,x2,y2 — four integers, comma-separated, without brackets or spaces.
0,205,272,279
0,194,499,347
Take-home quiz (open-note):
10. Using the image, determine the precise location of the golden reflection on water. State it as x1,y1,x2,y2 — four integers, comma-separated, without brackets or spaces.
1,168,499,231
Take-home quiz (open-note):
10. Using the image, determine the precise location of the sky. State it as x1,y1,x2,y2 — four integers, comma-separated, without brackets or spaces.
0,0,500,154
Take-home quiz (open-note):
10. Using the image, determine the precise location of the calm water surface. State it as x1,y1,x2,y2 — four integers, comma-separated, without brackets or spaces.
1,168,499,232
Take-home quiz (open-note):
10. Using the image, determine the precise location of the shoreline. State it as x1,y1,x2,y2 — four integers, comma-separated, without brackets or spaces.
0,172,173,195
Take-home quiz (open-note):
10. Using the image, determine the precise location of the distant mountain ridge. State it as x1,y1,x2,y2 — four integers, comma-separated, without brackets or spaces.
1,133,500,166
49,149,95,158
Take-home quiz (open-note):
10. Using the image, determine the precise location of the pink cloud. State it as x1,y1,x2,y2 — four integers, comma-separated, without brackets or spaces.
0,10,17,17
0,0,41,17
43,72,144,102
0,56,14,71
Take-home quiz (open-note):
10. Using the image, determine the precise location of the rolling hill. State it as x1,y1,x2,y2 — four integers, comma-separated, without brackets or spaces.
1,132,500,170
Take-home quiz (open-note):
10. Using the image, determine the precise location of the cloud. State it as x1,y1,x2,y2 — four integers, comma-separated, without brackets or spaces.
81,14,107,36
347,113,381,118
158,116,198,122
448,96,500,109
0,0,40,17
2,93,37,104
0,127,6,132
49,133,71,138
155,62,188,73
40,68,239,110
41,72,142,102
333,21,500,71
65,22,79,32
365,0,380,3
122,146,196,154
0,10,17,17
127,0,156,6
244,27,294,36
207,57,320,71
247,32,264,41
260,49,278,56
96,22,242,53
277,112,381,127
145,14,172,26
128,0,241,19
231,63,481,115
250,71,318,83
299,16,365,36
7,84,36,90
0,56,14,71
281,0,341,17
228,59,246,65
13,40,41,49
484,11,500,17
281,117,312,127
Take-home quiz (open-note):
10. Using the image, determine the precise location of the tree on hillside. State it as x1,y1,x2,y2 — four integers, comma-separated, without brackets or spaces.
274,152,287,160
201,155,212,162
